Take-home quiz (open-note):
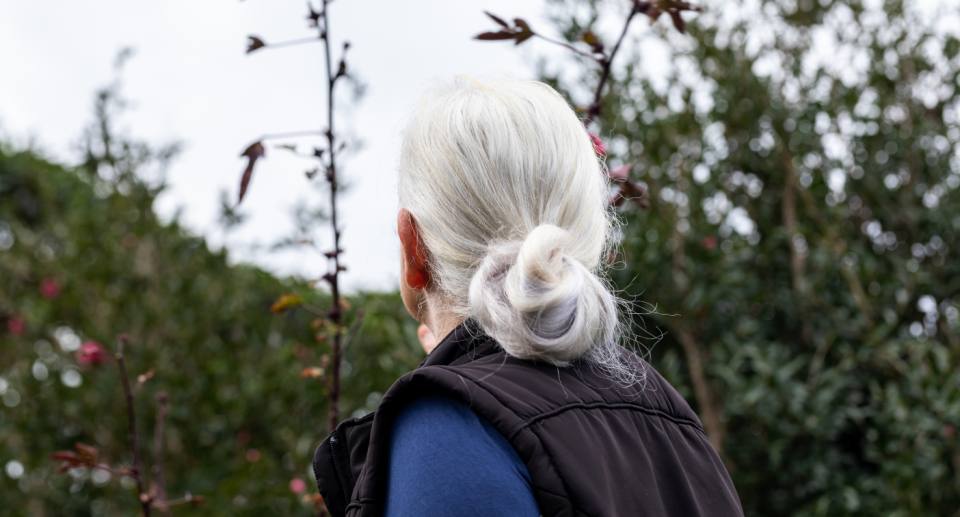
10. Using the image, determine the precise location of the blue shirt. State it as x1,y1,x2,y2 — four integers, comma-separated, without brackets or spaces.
384,394,541,517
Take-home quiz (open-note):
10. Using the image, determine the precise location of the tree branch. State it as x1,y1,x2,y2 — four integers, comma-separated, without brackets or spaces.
585,1,646,123
780,152,807,296
674,326,728,464
319,0,345,434
116,334,151,517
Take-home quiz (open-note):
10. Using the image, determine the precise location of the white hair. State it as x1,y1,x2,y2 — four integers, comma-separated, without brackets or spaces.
398,77,623,368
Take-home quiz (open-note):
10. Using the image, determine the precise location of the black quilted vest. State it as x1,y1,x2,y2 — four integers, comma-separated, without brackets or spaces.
313,320,743,517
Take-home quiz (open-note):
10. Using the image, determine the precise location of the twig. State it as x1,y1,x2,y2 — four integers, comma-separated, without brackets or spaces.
257,130,327,141
151,493,204,510
116,334,151,517
341,310,366,352
534,33,602,60
301,302,330,318
779,150,807,296
319,0,345,434
153,392,170,517
259,37,321,50
131,369,154,396
585,1,648,123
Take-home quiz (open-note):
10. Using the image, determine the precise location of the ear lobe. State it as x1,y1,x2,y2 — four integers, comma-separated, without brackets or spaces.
407,268,429,291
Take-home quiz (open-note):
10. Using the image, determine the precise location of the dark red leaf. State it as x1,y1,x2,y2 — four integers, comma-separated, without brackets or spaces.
622,180,647,199
644,6,662,22
313,148,325,158
475,30,517,41
306,6,321,27
246,36,266,54
485,11,510,28
50,451,81,462
511,19,535,45
238,141,265,204
515,31,534,45
623,181,650,208
608,184,626,207
336,60,347,78
671,1,702,12
609,181,648,209
74,443,99,464
669,11,686,33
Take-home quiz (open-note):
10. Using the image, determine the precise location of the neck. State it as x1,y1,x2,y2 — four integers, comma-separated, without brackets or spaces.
423,293,467,343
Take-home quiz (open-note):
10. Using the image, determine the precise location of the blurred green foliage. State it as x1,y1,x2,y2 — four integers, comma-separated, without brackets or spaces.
4,0,960,515
0,86,423,515
543,0,960,514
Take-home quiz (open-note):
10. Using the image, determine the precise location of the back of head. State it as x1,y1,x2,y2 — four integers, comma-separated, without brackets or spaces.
399,77,619,366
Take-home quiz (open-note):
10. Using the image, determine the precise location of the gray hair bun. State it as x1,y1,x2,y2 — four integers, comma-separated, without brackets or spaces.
469,225,617,365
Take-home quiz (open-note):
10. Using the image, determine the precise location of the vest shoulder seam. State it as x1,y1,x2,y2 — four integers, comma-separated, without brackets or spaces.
507,402,704,441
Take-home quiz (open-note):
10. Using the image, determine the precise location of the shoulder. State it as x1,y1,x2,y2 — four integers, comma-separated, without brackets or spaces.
385,394,540,517
388,394,527,477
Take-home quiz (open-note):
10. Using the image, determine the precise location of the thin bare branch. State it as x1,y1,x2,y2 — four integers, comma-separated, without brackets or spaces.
151,493,205,510
256,36,322,51
257,130,327,141
674,326,728,465
341,310,366,352
533,33,603,61
585,1,645,123
320,0,345,434
116,334,151,517
131,369,154,396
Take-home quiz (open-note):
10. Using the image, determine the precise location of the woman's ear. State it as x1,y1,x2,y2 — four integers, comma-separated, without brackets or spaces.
397,208,431,291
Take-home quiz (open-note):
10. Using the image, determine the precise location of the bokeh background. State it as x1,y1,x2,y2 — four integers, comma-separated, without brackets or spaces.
2,0,960,515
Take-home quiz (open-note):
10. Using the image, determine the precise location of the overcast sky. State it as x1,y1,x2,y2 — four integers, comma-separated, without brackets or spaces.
0,0,569,292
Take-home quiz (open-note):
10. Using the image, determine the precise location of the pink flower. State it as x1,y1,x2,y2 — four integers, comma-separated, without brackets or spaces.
7,315,25,336
40,277,61,300
589,133,606,157
289,478,306,494
75,341,112,367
